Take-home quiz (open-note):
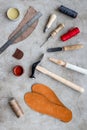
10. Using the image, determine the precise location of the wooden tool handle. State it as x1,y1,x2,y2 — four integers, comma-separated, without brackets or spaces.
47,14,57,28
63,44,84,51
49,58,66,66
36,66,84,93
51,24,65,37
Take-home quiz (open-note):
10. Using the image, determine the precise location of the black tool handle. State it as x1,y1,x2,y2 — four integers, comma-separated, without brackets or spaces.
47,47,62,52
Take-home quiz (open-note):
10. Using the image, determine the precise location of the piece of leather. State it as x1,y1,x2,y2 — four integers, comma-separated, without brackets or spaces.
32,84,65,107
8,6,38,43
24,92,72,122
12,48,24,59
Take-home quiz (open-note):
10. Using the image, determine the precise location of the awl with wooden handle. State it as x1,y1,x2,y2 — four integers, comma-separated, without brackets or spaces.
49,58,87,75
36,65,84,93
44,14,57,32
41,23,65,47
47,44,83,52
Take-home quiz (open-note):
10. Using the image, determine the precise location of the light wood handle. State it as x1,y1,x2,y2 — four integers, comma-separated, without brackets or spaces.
47,14,57,29
36,66,84,93
49,58,87,75
63,44,84,51
51,24,65,37
49,58,66,66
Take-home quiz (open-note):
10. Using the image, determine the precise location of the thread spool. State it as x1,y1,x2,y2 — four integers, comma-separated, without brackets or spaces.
58,5,78,18
9,98,24,118
61,27,80,41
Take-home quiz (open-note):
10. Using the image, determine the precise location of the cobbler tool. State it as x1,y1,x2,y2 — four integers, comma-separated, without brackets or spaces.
8,7,39,44
0,11,42,54
58,5,78,18
30,54,44,79
44,14,57,32
49,58,87,75
47,44,83,52
36,66,84,93
40,23,65,47
30,56,84,93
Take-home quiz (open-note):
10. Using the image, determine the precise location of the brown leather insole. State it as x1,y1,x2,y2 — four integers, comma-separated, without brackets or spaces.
32,84,65,107
24,92,72,122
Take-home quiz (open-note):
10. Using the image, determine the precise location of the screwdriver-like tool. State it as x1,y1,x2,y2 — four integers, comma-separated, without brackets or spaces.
44,14,57,33
47,44,84,52
40,23,65,47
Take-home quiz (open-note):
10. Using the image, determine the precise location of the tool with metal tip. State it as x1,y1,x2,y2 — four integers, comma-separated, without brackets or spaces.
44,14,57,32
47,44,83,52
49,58,87,75
0,12,42,54
40,23,65,47
36,66,84,93
30,54,44,78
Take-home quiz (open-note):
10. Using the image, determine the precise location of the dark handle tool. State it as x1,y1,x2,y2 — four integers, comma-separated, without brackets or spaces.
30,61,40,79
47,44,83,52
47,47,62,52
29,54,44,78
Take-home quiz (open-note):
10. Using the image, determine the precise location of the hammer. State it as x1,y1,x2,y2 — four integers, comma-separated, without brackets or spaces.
30,54,84,93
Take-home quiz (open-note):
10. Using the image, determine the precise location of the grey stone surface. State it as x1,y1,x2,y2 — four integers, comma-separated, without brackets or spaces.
0,0,87,130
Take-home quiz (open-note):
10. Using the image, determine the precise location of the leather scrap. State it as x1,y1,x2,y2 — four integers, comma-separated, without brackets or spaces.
12,48,24,59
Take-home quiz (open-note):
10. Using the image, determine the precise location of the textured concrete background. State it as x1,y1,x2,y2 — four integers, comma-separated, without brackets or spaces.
0,0,87,130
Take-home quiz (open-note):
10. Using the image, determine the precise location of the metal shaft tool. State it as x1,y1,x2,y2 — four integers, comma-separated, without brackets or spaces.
49,58,87,75
44,14,57,32
40,23,65,47
47,44,83,52
30,54,44,79
0,12,42,54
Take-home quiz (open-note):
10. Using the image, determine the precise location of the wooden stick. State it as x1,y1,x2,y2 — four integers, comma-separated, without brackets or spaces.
36,66,84,93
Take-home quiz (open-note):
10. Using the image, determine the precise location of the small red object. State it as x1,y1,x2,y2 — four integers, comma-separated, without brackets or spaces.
13,65,24,76
61,27,80,41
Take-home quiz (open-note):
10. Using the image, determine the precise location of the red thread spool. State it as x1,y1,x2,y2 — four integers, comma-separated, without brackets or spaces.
13,65,24,76
61,27,80,41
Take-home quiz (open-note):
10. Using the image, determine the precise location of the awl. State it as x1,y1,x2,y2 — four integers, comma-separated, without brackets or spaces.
47,44,83,52
44,14,57,32
40,23,65,47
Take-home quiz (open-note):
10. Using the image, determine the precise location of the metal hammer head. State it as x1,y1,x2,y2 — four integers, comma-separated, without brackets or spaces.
29,54,44,79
